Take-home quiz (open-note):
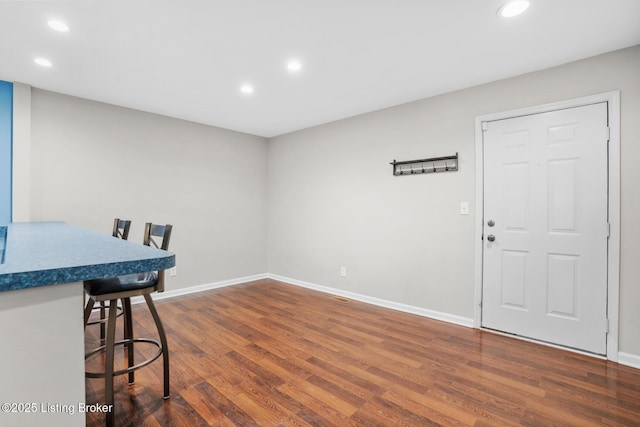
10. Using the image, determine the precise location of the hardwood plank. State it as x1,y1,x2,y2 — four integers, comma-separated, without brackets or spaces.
191,380,258,427
179,383,237,427
235,376,313,426
381,388,477,426
304,357,383,400
277,381,353,425
522,396,608,427
85,279,640,426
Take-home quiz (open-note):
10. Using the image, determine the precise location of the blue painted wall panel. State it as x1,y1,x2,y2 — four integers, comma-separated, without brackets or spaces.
0,80,12,225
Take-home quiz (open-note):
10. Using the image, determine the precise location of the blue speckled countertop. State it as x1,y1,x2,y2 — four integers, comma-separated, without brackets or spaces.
0,222,175,292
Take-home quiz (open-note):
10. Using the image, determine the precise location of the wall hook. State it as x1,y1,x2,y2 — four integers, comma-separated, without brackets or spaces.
390,153,458,176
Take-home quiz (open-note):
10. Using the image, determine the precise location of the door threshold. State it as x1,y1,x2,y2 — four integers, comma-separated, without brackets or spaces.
480,327,607,360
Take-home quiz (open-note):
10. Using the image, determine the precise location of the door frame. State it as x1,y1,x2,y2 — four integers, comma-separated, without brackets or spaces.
473,91,621,361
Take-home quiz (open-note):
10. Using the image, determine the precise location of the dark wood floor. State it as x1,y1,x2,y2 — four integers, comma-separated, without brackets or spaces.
85,279,640,426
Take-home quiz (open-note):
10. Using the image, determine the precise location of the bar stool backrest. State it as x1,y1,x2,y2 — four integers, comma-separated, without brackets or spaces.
112,218,132,240
143,222,172,293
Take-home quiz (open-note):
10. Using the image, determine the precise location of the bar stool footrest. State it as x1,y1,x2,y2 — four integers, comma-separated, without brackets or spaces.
85,338,163,378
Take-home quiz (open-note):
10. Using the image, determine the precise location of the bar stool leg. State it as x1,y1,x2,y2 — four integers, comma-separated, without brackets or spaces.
99,302,106,341
105,298,118,427
144,294,170,399
84,297,96,328
122,297,135,384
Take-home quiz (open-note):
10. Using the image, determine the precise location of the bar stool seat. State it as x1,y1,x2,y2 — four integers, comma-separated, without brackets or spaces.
85,271,158,295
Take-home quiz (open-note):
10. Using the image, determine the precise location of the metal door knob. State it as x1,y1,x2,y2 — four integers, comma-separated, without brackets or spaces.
487,234,495,242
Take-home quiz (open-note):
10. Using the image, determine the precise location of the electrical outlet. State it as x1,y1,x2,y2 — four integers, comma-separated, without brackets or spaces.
169,266,177,277
340,266,347,277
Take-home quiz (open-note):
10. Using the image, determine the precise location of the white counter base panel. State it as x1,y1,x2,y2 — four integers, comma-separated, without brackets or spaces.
0,282,85,427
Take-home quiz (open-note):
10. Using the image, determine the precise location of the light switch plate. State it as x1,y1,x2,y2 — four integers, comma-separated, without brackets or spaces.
460,202,469,215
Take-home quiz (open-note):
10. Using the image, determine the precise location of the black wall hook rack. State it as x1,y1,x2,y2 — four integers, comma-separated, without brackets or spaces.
390,153,458,176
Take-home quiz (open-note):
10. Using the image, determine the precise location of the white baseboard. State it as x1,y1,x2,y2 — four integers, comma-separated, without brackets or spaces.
618,352,640,370
269,274,474,328
131,273,269,304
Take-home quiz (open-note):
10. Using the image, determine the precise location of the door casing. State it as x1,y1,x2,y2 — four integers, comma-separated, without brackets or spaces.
474,91,620,361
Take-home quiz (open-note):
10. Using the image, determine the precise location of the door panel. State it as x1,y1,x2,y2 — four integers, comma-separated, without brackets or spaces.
546,253,578,317
501,250,527,309
548,159,577,232
504,163,530,230
482,102,609,355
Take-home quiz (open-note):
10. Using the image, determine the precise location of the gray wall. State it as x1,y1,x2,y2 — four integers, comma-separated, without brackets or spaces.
267,46,640,355
29,90,268,290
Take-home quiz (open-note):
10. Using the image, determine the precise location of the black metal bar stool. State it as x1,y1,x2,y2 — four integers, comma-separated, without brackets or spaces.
84,223,172,427
86,218,132,341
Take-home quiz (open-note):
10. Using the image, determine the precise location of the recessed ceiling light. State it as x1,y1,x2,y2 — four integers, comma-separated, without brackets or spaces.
240,84,254,94
287,60,302,72
497,0,530,18
47,19,69,32
34,58,52,67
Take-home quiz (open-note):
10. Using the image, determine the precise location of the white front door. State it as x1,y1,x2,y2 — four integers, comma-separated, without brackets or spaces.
481,102,609,355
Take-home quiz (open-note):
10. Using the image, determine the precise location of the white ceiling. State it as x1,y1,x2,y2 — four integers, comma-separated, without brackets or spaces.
1,1,639,138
